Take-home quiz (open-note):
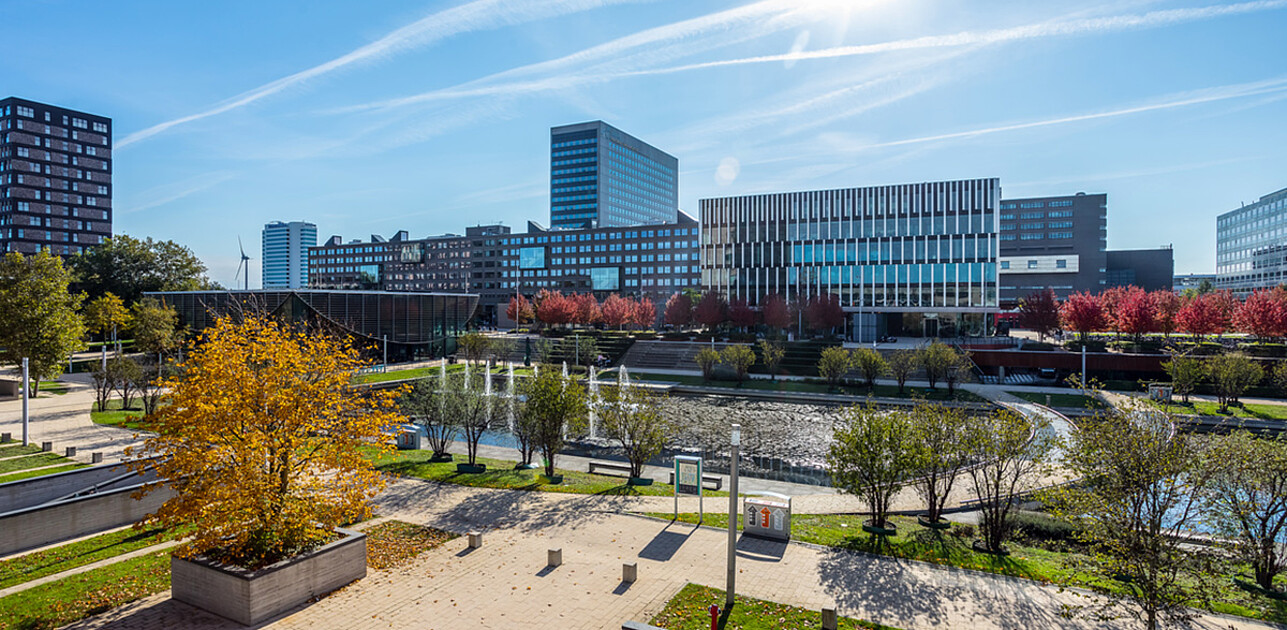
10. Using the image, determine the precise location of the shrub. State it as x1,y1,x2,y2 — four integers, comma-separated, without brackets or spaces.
1010,511,1082,545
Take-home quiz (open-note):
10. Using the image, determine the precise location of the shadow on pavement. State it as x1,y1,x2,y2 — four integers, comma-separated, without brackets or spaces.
638,522,696,562
735,535,785,562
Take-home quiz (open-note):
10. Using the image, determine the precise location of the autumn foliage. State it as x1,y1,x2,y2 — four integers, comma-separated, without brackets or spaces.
130,314,405,568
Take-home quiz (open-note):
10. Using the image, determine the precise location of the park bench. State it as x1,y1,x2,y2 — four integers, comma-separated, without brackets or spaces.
588,460,633,477
667,470,724,491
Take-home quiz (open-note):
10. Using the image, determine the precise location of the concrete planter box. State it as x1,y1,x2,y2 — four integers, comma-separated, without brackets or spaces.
171,527,366,625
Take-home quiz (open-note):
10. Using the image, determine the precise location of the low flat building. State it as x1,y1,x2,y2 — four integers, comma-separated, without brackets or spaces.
1106,247,1174,291
1174,273,1216,294
148,289,477,361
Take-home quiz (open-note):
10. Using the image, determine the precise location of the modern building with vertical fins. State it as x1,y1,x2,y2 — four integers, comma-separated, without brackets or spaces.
262,220,317,289
1217,186,1287,295
549,121,678,230
0,97,112,255
700,178,1001,339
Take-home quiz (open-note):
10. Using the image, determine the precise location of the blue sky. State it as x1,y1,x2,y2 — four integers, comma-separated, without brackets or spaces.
4,0,1286,286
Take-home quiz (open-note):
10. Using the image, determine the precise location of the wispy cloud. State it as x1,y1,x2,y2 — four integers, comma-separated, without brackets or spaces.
626,0,1287,77
116,0,644,148
851,77,1287,152
118,172,237,214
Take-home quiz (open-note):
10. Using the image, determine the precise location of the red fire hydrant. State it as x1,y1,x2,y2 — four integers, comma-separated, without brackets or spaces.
709,603,719,630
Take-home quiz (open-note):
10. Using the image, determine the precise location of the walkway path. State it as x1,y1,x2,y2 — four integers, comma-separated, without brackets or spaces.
66,478,1281,630
0,373,141,465
0,539,183,599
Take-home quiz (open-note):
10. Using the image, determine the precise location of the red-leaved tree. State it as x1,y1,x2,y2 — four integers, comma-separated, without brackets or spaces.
805,294,845,335
1018,289,1060,341
1176,293,1223,341
571,293,601,326
1152,290,1181,338
1116,287,1157,341
535,290,576,327
693,291,728,330
728,298,756,330
1210,290,1239,337
600,294,633,329
664,293,693,328
1060,291,1105,341
631,298,656,329
1234,289,1287,340
1098,285,1130,337
762,293,790,332
506,294,534,326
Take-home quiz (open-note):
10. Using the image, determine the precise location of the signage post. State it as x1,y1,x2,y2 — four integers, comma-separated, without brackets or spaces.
674,455,703,523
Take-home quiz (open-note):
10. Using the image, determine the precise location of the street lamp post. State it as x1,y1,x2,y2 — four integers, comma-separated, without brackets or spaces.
21,358,29,446
726,423,740,608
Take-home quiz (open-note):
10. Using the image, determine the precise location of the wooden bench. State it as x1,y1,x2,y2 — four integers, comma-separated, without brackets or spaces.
588,460,633,477
667,471,724,491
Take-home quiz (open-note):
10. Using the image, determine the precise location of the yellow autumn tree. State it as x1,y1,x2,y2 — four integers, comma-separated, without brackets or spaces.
129,313,404,568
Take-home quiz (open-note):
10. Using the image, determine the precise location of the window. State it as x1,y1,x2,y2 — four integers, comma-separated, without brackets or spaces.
1049,232,1073,239
1027,260,1038,269
1056,259,1067,269
1000,261,1010,270
1019,233,1043,240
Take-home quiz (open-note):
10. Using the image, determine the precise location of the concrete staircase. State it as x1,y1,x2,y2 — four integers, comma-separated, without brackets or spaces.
620,341,736,372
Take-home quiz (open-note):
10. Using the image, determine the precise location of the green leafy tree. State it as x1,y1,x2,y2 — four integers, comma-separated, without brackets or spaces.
886,350,919,395
1207,353,1264,412
110,356,144,411
1272,361,1287,398
457,331,491,365
91,364,118,412
694,347,720,381
1048,400,1212,630
908,402,974,524
400,376,459,461
1202,431,1287,592
943,349,973,395
817,346,853,388
137,359,179,416
521,367,587,478
851,347,888,390
84,292,130,348
720,344,756,382
532,338,557,366
130,297,181,358
0,250,86,395
966,408,1051,554
756,339,785,381
827,404,918,531
919,341,958,390
447,370,494,466
560,336,599,367
600,383,671,478
68,234,215,303
1162,353,1205,404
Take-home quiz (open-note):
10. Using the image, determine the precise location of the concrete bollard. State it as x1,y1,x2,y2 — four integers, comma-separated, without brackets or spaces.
622,562,637,584
91,452,104,464
64,446,77,458
1,432,11,443
547,548,562,568
822,608,838,630
41,442,53,452
468,532,482,549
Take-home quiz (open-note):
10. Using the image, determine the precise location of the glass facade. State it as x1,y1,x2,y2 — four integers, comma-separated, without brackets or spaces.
700,179,1000,336
262,221,317,289
1217,187,1287,295
150,290,478,361
550,121,677,229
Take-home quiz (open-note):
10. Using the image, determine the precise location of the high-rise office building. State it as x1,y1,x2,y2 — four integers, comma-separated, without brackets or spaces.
0,97,112,255
1217,186,1287,295
700,179,1001,339
997,192,1107,306
262,221,317,289
550,121,678,230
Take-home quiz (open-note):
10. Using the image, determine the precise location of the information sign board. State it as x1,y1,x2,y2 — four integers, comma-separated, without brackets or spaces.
674,455,703,521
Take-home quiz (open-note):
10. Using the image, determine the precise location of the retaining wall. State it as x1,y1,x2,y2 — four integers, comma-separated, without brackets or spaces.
0,483,173,556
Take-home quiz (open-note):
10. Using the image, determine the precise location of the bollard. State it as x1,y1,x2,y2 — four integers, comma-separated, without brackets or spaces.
1,432,10,443
65,446,77,458
622,562,637,583
822,607,838,630
41,441,53,452
547,548,562,567
91,452,103,464
709,604,719,630
468,532,482,549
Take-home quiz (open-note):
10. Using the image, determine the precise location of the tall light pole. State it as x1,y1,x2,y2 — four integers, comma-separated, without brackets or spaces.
21,358,30,447
726,423,740,608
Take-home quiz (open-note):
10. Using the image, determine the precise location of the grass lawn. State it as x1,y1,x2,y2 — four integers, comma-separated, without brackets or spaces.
650,512,1287,623
363,520,457,570
632,372,986,403
37,381,68,396
0,444,41,457
0,451,75,476
1155,399,1287,420
651,583,898,630
1005,391,1111,410
371,448,724,497
90,399,149,431
0,526,177,590
0,550,171,630
355,363,535,384
0,463,88,485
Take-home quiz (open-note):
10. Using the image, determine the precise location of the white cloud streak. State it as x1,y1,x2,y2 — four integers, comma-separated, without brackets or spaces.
119,172,237,214
117,0,643,148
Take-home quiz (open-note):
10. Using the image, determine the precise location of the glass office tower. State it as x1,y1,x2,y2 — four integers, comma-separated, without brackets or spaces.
700,178,1000,338
262,220,317,289
1217,186,1287,296
550,121,678,230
